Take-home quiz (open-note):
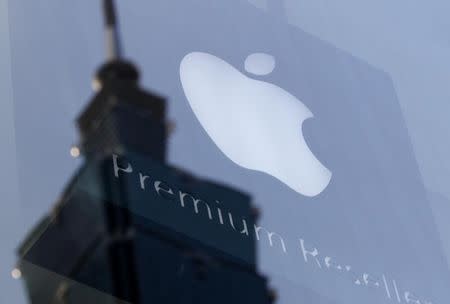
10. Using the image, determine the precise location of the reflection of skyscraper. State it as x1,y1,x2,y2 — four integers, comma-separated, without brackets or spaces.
15,1,273,303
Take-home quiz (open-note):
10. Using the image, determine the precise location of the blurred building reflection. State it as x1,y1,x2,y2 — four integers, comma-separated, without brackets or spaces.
15,1,273,303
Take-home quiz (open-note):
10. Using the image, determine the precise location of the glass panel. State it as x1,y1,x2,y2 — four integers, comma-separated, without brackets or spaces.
2,1,449,303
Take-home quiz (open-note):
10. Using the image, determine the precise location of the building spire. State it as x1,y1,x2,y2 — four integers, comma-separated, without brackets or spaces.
103,0,123,60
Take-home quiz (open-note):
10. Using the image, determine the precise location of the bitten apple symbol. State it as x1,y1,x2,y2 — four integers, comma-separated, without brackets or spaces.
180,52,331,197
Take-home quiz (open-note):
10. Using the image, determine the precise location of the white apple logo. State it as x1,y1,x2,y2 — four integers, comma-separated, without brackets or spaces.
179,52,332,197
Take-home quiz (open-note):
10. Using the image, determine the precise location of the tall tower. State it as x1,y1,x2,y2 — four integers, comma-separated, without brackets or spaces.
78,0,167,161
16,1,274,303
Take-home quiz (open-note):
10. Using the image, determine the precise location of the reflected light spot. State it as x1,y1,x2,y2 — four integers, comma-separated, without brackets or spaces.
70,146,81,158
11,268,22,280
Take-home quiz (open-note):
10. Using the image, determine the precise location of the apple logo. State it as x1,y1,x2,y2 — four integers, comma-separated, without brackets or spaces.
179,52,332,197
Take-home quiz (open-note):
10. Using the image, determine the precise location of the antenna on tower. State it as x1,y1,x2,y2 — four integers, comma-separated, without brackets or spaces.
92,0,139,91
103,0,123,60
